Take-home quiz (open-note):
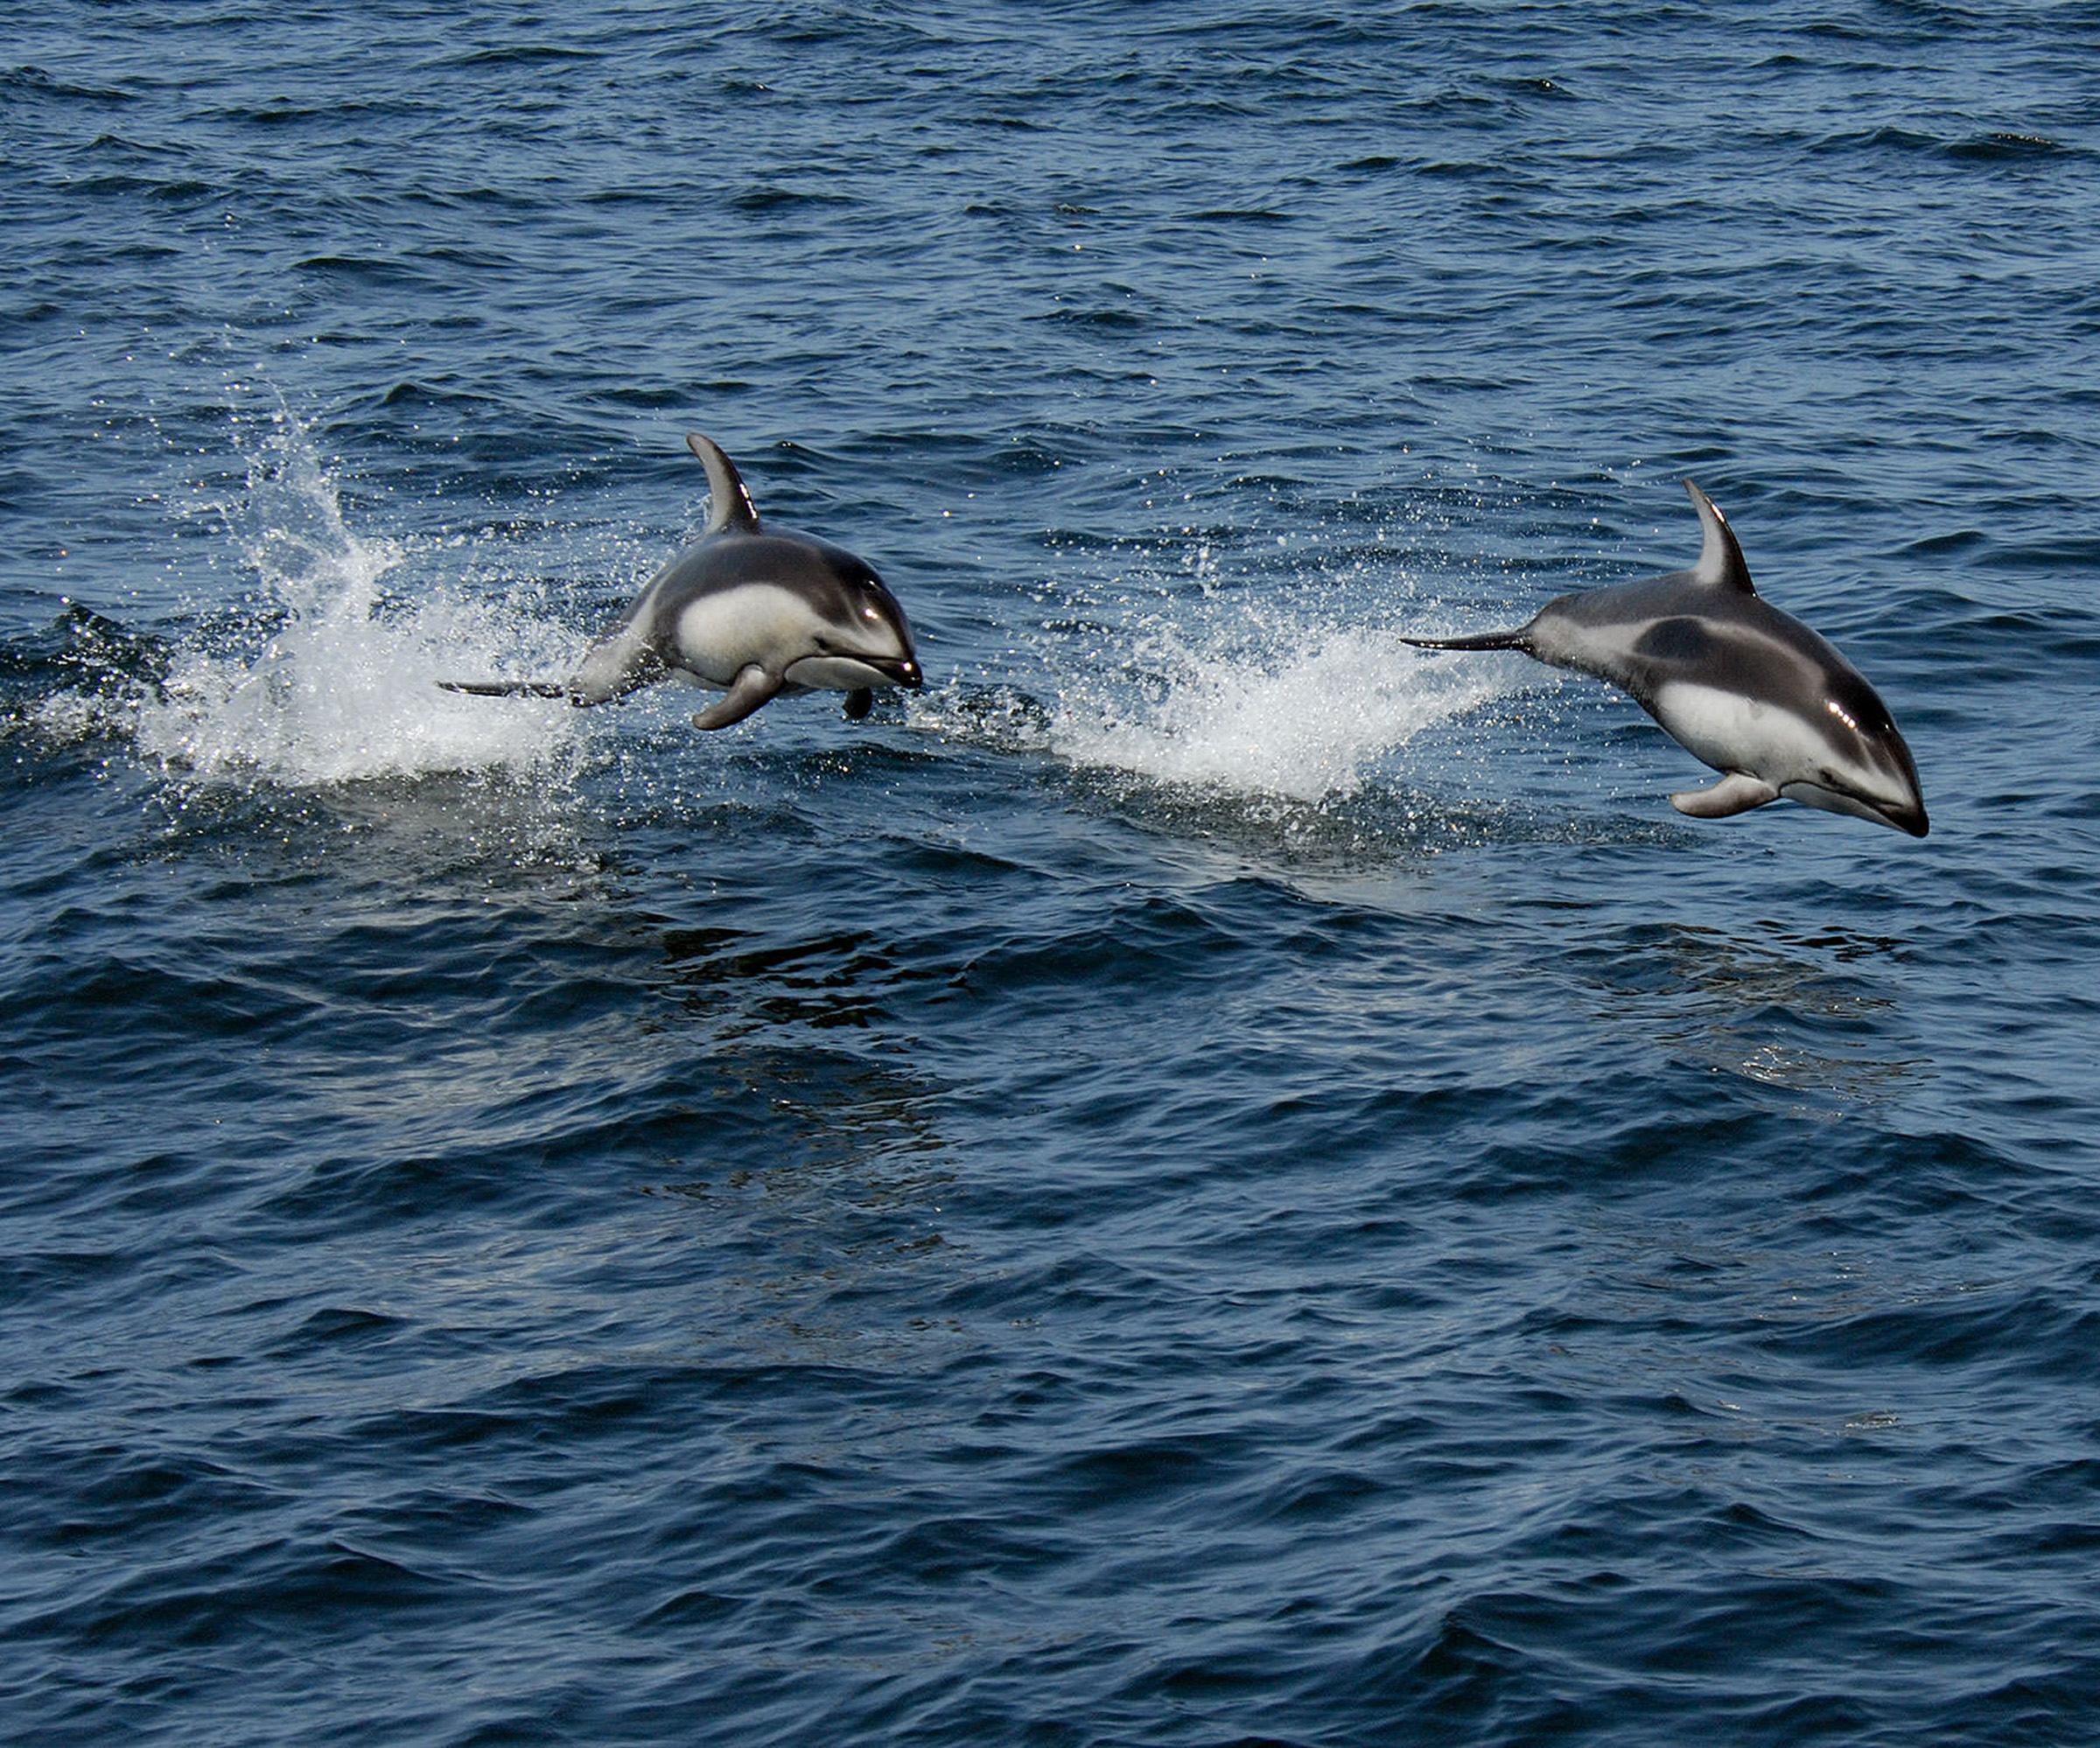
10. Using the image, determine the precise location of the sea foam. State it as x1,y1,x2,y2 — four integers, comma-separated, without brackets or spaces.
132,412,591,788
1046,598,1516,804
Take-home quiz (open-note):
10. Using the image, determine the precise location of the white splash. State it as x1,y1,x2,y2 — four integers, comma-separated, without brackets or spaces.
133,414,591,787
1049,616,1514,803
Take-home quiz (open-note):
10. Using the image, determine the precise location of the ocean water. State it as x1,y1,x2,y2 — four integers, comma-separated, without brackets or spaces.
5,3,2100,1743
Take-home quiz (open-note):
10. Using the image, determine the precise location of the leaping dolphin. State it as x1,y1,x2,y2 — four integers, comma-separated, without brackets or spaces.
1403,482,1928,836
441,433,922,729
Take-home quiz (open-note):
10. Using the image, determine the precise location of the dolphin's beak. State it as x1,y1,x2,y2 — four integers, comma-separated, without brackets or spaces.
868,656,923,690
1786,777,1930,838
1845,785,1929,837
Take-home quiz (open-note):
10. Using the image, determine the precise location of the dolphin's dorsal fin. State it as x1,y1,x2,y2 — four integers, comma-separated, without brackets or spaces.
1684,480,1754,595
687,432,761,535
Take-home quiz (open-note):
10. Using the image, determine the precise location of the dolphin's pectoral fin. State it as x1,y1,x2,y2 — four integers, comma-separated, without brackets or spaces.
1670,772,1782,819
692,665,781,731
842,688,874,720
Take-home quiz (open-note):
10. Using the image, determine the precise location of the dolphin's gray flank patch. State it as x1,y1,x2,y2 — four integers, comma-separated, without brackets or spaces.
1633,617,1715,664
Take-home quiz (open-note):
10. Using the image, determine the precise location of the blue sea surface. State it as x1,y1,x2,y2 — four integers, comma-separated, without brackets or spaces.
5,3,2100,1743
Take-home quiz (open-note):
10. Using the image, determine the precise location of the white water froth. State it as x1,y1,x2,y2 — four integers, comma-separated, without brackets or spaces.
133,419,591,787
1049,618,1514,803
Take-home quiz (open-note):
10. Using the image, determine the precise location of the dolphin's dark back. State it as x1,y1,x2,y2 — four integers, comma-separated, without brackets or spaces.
1532,577,1874,717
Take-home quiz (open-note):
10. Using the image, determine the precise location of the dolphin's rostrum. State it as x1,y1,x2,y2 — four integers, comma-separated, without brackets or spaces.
1404,482,1927,836
441,433,921,729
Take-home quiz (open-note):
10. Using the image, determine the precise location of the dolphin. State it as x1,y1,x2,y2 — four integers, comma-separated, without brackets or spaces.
440,433,922,729
1403,482,1928,836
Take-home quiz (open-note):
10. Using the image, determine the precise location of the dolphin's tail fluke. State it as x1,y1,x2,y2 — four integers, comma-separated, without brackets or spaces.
1400,628,1533,653
437,678,572,699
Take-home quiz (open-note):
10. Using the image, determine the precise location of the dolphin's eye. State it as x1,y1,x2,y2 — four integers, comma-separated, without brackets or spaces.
862,605,880,622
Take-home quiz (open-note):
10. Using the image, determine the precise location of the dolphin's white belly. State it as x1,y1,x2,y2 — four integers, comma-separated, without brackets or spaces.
671,585,818,687
1650,681,1825,779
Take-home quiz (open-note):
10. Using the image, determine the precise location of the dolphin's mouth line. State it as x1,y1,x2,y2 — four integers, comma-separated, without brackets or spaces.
1789,774,1929,837
781,653,923,690
1836,779,1928,836
865,656,924,689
